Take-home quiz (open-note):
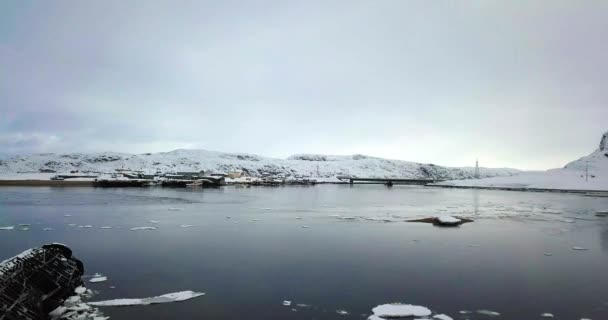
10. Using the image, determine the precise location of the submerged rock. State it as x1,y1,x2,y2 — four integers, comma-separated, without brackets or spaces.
407,216,473,226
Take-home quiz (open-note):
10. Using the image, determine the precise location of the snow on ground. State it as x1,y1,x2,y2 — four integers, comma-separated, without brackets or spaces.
0,149,519,181
435,131,608,191
88,290,205,307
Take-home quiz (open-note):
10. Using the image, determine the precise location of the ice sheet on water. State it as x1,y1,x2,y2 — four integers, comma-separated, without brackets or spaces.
89,276,107,283
88,290,205,306
99,226,112,229
0,226,14,230
572,246,589,251
433,314,453,320
179,224,195,228
371,304,432,318
282,300,292,306
130,226,157,231
336,310,349,315
476,309,501,316
541,313,554,317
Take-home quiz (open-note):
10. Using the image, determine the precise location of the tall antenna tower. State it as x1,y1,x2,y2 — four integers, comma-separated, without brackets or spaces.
474,158,480,179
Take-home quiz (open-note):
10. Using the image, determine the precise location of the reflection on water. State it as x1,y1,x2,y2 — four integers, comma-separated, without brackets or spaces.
1,185,608,319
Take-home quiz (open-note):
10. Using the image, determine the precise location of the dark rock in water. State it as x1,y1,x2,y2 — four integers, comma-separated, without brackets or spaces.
407,216,474,226
0,243,84,320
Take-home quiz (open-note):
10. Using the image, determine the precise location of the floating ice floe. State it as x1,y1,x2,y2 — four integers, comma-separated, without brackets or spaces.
572,246,589,251
99,226,112,229
544,252,553,256
89,276,107,283
179,224,195,228
75,286,87,294
433,314,453,320
295,217,303,219
336,309,349,315
301,226,310,228
149,220,159,223
18,223,31,226
18,227,29,231
64,214,72,217
541,313,554,318
371,303,432,318
78,225,93,228
168,208,182,211
296,303,310,308
459,310,472,314
282,300,292,306
67,223,77,227
476,309,501,316
88,290,205,307
43,228,53,231
130,227,157,231
0,226,15,231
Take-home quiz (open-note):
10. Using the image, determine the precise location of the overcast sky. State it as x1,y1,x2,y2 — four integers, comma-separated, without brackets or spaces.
1,1,607,170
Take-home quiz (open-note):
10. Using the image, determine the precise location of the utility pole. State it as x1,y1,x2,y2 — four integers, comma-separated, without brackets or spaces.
474,158,480,179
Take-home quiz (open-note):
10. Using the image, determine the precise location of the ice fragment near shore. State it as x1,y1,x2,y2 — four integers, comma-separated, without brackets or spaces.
89,290,205,306
0,226,15,230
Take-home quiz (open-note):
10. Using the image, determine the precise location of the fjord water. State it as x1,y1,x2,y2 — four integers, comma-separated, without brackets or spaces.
1,185,608,319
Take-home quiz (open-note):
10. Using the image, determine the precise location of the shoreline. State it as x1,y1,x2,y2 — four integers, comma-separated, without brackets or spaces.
427,183,608,195
1,179,607,195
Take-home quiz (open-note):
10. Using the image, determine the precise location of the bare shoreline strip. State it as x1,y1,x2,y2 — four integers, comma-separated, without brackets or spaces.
0,180,94,187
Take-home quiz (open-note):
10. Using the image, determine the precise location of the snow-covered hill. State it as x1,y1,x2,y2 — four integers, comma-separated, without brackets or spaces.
0,149,519,181
436,131,608,191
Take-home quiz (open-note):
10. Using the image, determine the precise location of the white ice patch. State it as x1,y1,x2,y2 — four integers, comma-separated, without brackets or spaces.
99,226,112,229
43,228,53,231
282,300,292,306
336,309,349,315
149,220,159,223
89,276,107,283
371,303,432,318
476,309,501,316
433,314,453,320
78,225,93,228
179,224,195,228
88,290,205,307
541,313,554,318
0,226,15,230
130,227,157,231
572,246,589,251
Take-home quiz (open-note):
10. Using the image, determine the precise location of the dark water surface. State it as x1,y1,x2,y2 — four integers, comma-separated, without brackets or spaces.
1,185,608,319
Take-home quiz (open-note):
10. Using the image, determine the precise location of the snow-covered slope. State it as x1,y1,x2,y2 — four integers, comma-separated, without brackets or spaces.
0,149,519,181
436,131,608,191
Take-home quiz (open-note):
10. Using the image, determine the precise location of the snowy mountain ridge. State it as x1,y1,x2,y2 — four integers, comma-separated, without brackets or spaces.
0,149,520,181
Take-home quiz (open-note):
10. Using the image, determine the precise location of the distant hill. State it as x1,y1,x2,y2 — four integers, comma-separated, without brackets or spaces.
0,149,520,181
436,131,608,191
